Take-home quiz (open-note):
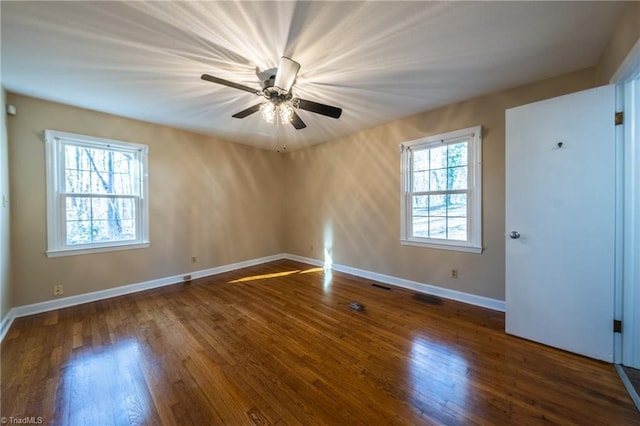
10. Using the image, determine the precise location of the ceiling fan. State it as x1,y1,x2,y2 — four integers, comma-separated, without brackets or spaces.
201,57,342,130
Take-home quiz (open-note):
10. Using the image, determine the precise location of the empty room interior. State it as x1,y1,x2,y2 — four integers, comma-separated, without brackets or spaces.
1,1,640,425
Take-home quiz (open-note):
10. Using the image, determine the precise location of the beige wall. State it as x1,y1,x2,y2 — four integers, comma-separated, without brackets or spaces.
596,1,640,84
8,94,285,307
283,67,597,301
1,88,11,321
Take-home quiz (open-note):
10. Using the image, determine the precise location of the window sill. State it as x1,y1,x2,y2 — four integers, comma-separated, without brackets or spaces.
401,239,483,254
46,242,150,258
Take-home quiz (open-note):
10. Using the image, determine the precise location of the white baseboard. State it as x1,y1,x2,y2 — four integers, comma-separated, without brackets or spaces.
1,251,505,343
285,253,505,312
0,309,15,343
0,253,286,342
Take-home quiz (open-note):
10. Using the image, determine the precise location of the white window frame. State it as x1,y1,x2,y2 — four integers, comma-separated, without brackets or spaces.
400,125,482,253
45,130,149,257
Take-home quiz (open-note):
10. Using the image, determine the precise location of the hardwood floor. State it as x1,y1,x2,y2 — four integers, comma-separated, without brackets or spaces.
2,259,639,425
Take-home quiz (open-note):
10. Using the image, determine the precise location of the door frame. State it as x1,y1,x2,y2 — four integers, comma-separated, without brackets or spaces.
611,38,640,368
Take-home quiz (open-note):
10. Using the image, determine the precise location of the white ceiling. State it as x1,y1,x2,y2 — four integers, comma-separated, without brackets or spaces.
1,1,628,151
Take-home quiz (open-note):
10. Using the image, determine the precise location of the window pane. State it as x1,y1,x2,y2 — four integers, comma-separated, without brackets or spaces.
412,194,468,240
114,198,135,220
65,170,91,193
85,147,110,174
447,166,467,190
448,142,467,167
412,170,429,192
412,195,428,237
428,217,446,239
413,194,428,208
118,219,136,240
64,196,136,245
429,168,447,191
429,194,446,217
108,198,135,241
66,197,93,245
90,172,106,194
91,198,110,221
412,196,429,215
91,198,135,242
92,219,135,243
412,216,429,238
447,218,467,241
65,197,91,221
447,193,467,216
429,145,447,170
413,150,429,172
66,221,93,245
112,172,135,194
64,145,137,195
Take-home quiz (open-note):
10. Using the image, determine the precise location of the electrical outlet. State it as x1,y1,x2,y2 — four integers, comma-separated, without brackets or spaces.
451,269,459,279
53,285,64,296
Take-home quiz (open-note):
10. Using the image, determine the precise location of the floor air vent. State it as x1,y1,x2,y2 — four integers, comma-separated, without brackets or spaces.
412,293,443,305
371,283,391,290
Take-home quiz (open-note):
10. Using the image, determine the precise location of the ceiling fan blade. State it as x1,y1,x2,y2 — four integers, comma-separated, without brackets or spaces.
274,57,300,93
201,74,260,94
295,98,342,119
291,111,307,130
232,103,264,119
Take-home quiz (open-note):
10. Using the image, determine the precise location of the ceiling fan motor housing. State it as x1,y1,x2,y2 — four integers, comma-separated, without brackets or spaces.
264,87,293,105
258,67,278,90
261,75,276,90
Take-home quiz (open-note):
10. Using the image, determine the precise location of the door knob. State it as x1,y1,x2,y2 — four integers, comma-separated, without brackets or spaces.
509,231,520,239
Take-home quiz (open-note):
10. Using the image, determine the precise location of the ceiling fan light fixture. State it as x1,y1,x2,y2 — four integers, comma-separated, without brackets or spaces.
260,99,295,124
260,102,276,123
279,102,294,123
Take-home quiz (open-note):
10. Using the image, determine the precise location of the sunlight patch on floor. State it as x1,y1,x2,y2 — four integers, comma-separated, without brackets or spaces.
228,265,334,290
299,267,324,274
228,270,301,283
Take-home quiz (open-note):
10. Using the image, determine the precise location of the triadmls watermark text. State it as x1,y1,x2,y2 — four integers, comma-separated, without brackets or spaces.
1,417,44,425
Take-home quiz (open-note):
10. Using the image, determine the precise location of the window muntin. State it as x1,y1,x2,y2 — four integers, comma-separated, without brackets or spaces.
401,126,482,253
45,130,149,256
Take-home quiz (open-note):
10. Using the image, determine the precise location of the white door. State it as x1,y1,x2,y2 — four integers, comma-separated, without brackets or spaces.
505,85,616,362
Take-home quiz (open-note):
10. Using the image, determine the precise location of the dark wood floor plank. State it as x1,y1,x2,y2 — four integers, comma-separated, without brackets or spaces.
2,259,638,425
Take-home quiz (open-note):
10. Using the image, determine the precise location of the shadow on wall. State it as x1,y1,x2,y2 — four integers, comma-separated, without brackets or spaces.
282,66,598,301
155,132,285,270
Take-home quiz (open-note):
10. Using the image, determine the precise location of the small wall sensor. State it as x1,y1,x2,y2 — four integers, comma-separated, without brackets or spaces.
6,104,16,116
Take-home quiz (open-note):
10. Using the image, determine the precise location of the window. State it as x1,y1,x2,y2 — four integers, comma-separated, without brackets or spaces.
45,130,149,257
400,126,482,253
